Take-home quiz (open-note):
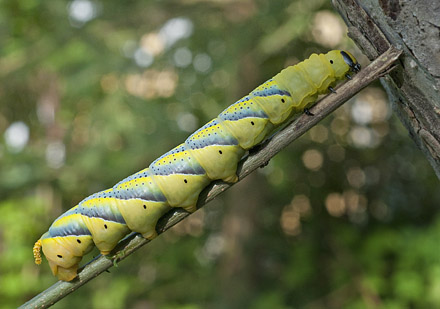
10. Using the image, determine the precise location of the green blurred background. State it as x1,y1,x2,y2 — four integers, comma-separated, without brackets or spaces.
1,0,439,308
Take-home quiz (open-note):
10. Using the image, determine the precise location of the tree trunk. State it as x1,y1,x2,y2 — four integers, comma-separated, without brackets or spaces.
333,0,440,179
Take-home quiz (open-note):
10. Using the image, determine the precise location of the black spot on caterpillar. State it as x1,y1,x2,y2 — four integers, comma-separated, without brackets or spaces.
33,50,360,281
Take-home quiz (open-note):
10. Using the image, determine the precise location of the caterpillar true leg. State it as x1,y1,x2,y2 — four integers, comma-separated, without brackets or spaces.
304,108,315,116
328,86,336,93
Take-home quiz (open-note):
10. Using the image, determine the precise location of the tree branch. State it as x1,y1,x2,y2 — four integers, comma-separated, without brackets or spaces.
20,47,401,309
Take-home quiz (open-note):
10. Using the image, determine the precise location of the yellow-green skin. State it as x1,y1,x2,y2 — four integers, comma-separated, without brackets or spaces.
34,50,359,281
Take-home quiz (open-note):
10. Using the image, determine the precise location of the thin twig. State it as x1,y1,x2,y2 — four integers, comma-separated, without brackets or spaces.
20,46,402,309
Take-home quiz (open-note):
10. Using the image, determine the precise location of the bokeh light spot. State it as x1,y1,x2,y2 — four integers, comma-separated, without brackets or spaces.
349,126,378,148
311,11,344,47
281,194,311,236
351,98,374,125
325,193,345,217
309,124,328,143
173,47,192,68
193,53,212,73
346,166,366,188
177,112,198,132
4,121,29,153
330,117,349,136
46,141,66,169
159,17,193,48
140,33,165,57
302,149,324,171
124,69,178,99
68,0,98,27
134,48,154,68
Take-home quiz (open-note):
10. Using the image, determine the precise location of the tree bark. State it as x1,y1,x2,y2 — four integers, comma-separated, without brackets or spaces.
333,0,440,179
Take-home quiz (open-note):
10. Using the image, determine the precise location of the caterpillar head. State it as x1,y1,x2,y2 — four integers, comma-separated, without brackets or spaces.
341,50,361,73
325,50,360,79
39,233,94,281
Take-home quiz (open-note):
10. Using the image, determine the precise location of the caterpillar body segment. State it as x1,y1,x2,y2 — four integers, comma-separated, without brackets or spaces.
149,144,210,212
34,50,360,281
115,198,171,239
40,212,95,281
113,170,172,239
42,235,94,282
249,80,294,125
186,119,245,183
218,97,274,149
76,197,130,255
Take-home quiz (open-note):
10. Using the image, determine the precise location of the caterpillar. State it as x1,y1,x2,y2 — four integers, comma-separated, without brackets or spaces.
33,50,360,281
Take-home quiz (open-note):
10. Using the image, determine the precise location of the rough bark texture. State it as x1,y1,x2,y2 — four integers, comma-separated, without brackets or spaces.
333,0,440,179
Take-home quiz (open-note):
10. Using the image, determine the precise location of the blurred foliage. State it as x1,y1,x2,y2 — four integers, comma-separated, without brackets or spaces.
0,0,439,308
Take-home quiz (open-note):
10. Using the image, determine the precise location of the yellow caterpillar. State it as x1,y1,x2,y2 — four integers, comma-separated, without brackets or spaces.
33,50,360,281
